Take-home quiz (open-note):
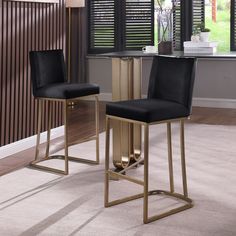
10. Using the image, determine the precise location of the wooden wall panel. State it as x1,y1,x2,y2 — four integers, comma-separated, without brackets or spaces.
0,0,65,147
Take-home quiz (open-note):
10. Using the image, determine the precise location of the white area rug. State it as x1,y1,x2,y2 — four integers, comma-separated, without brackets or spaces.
1,123,236,236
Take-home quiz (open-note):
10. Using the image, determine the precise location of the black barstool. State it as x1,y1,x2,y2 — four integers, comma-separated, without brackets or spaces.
29,49,100,175
105,55,196,223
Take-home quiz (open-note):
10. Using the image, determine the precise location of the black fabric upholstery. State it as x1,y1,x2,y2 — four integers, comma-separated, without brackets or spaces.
106,99,189,123
29,49,99,99
106,56,196,123
148,56,196,111
30,50,66,93
35,83,99,99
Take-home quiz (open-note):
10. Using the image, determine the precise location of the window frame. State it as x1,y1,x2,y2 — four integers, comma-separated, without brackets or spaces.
88,0,236,53
231,0,236,50
168,0,235,52
87,0,154,54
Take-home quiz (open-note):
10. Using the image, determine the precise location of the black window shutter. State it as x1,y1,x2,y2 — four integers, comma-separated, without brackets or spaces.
192,0,205,33
88,0,154,53
173,0,182,50
124,0,154,50
88,0,116,53
173,0,204,51
231,0,236,50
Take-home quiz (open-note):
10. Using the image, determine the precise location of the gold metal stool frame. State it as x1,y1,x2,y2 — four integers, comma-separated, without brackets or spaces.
105,115,193,224
30,95,99,175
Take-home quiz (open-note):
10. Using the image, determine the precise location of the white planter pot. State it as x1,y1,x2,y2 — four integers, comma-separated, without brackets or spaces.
200,32,210,42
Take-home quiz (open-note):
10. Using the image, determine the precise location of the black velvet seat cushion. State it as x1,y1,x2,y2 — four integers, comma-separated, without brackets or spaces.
106,99,190,123
34,83,100,99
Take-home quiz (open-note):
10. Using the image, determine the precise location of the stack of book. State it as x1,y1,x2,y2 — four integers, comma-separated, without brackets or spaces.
183,41,218,54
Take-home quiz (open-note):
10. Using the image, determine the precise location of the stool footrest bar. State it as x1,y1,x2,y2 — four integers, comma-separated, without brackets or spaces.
108,170,144,186
29,163,67,175
68,156,99,165
31,154,99,175
105,189,193,223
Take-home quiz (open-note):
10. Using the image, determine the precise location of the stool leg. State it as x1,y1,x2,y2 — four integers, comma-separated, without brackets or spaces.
64,100,69,175
167,122,174,193
105,117,110,207
45,101,52,159
143,124,149,224
180,120,188,197
95,96,100,164
35,99,42,161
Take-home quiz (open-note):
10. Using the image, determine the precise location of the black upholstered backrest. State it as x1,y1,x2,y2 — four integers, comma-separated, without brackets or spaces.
29,49,66,94
148,56,196,111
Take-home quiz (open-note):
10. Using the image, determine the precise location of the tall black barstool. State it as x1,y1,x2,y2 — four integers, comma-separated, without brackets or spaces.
105,55,196,223
29,49,100,175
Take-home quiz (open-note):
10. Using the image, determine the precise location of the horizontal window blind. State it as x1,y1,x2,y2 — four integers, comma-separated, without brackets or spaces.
88,0,154,53
173,0,181,50
89,0,236,52
173,0,204,50
125,0,154,50
192,0,204,31
88,0,116,53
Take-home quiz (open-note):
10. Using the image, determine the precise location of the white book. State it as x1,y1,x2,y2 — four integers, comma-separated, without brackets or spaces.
184,47,217,54
184,41,218,48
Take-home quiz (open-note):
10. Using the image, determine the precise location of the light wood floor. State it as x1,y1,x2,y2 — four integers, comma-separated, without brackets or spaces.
1,101,236,176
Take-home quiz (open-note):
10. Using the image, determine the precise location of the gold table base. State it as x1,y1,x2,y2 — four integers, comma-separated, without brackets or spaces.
112,57,142,169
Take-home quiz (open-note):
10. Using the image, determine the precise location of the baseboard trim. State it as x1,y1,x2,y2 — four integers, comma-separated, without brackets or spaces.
97,93,112,101
0,126,64,160
192,97,236,109
98,93,147,101
99,93,236,109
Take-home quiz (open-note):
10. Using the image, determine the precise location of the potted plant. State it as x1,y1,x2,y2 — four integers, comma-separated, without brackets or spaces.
198,23,211,42
191,25,200,42
156,0,173,54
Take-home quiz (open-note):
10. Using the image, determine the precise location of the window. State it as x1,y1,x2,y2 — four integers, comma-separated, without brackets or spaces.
205,0,230,52
172,0,205,50
88,0,116,53
173,0,182,50
88,0,154,54
88,0,236,53
154,0,174,46
173,0,235,52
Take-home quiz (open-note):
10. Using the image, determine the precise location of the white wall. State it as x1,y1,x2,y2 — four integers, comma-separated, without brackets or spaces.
87,57,236,108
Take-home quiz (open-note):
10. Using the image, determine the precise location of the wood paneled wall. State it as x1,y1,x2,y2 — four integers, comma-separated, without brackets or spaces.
0,0,65,147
